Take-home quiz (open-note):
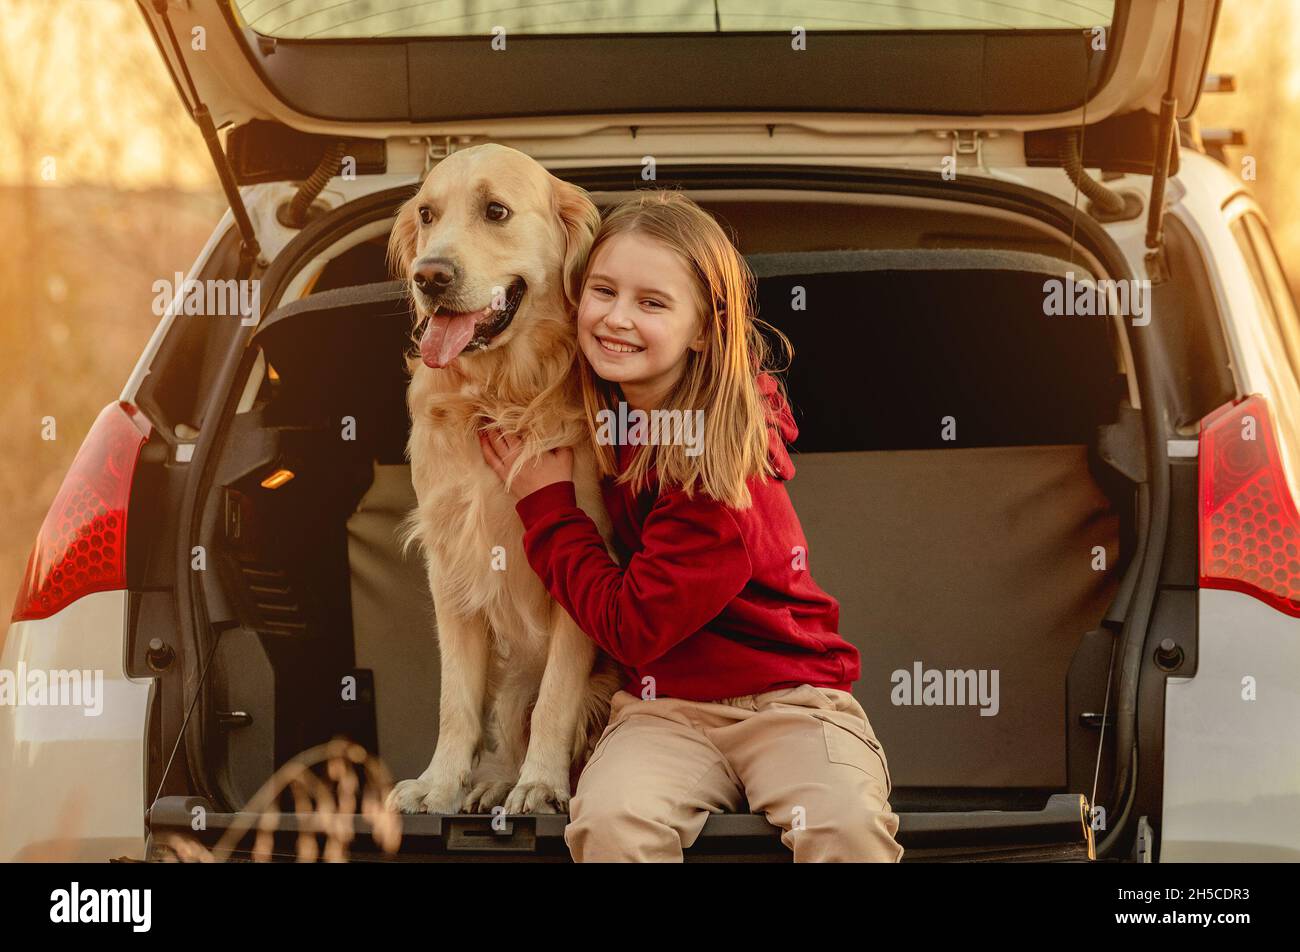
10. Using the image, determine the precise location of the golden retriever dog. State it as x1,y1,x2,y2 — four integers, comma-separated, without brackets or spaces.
384,144,621,816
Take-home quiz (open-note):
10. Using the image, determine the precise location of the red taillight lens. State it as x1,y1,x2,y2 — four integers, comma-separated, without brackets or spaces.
10,402,152,622
1199,393,1300,617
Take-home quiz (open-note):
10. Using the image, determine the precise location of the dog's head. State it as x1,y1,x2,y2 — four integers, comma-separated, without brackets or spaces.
388,143,600,369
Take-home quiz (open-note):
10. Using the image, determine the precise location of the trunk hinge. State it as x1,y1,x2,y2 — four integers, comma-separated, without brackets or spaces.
939,130,995,173
424,136,454,174
152,1,262,278
423,135,476,175
1144,0,1187,284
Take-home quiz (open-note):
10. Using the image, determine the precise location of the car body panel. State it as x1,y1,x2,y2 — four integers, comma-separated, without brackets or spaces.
1167,150,1260,405
0,591,150,862
1155,148,1300,861
121,207,235,403
1162,588,1300,861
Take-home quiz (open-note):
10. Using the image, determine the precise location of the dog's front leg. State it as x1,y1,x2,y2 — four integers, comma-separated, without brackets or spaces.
502,605,597,815
386,580,491,815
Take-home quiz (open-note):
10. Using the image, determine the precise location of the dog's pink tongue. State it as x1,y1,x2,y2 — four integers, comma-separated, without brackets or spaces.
420,313,478,368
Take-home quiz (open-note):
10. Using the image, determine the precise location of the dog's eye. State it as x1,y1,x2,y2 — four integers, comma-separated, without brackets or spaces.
418,206,434,225
485,201,510,222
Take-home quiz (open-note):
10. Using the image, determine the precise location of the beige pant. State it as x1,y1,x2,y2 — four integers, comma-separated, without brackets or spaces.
565,683,903,862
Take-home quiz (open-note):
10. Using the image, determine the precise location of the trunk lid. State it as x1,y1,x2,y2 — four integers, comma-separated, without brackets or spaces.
141,0,1220,138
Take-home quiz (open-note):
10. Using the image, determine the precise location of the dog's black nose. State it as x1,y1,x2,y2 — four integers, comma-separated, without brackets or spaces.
413,258,455,296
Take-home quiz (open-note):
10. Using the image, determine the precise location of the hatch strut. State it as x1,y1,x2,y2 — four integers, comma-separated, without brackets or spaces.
1143,0,1187,284
152,1,262,278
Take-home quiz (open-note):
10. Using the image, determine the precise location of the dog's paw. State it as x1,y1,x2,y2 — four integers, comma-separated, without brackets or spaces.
385,778,433,814
385,777,466,815
464,780,515,814
502,778,570,815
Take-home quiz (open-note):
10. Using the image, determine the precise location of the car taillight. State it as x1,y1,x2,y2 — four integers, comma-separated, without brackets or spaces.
10,402,152,622
1199,393,1300,617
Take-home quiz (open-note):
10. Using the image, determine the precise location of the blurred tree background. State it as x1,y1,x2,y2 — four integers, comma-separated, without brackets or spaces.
1197,0,1300,275
0,0,222,612
0,0,1297,610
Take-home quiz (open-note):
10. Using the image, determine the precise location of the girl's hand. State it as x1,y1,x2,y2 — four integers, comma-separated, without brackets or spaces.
479,427,574,499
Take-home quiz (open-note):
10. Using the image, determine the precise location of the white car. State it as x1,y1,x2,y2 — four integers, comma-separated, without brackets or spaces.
4,0,1297,862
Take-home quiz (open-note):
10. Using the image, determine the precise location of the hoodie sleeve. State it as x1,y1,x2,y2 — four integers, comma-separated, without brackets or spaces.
514,481,753,668
757,372,799,480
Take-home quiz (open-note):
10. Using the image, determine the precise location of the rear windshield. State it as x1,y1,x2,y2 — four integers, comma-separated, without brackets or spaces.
234,0,1117,40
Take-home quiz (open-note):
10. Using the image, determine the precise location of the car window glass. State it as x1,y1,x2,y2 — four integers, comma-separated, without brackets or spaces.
235,0,1118,39
1231,217,1276,325
1230,213,1300,501
1243,214,1300,375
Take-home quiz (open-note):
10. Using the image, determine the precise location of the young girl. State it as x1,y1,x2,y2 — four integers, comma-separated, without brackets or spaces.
478,189,902,863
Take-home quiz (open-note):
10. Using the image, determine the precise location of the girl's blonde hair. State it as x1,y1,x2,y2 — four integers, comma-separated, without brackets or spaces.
577,188,792,509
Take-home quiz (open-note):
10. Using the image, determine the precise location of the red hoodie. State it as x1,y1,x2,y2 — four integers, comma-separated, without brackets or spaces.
514,373,860,702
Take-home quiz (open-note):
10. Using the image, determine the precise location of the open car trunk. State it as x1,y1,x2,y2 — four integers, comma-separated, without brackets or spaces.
146,184,1145,859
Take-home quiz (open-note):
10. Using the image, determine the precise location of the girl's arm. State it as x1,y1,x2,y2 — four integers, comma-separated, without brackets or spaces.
513,481,753,667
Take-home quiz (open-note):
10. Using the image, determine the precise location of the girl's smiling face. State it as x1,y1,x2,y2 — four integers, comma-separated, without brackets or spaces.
577,231,708,411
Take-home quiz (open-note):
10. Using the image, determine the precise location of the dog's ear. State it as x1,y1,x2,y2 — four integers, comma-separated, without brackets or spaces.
387,194,421,280
552,177,601,312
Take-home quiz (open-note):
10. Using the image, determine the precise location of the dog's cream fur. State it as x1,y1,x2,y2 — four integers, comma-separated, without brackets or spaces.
384,144,621,816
